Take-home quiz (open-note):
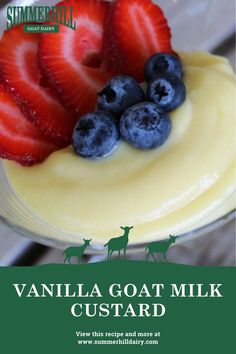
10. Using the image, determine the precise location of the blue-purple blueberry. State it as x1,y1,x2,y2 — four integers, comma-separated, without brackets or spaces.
144,52,183,81
119,102,172,150
146,73,186,111
72,111,119,159
97,75,145,116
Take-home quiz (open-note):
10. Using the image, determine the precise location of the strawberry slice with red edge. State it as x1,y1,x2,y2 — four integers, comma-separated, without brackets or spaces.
39,0,114,116
0,25,77,146
0,85,59,166
103,0,173,82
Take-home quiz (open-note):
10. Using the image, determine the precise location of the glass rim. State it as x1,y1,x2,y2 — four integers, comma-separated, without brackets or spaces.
0,209,235,252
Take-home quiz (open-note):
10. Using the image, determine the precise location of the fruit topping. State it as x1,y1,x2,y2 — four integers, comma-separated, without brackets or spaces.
39,0,113,116
103,0,172,82
0,0,185,164
119,102,171,150
146,73,186,111
0,25,77,146
72,111,119,159
97,75,145,116
0,85,59,166
144,52,183,82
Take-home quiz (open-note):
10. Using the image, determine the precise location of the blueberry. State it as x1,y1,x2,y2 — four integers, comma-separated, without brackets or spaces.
144,52,183,81
146,73,186,111
97,75,145,116
119,102,172,150
72,111,119,159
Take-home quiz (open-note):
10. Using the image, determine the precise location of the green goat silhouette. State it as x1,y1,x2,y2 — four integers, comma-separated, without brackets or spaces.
63,239,92,264
145,235,179,262
104,226,133,261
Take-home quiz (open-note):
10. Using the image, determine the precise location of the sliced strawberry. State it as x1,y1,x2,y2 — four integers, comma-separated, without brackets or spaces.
0,85,59,166
0,25,77,145
103,0,173,82
39,0,114,116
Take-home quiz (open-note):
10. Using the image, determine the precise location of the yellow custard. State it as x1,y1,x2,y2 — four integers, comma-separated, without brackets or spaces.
3,51,236,244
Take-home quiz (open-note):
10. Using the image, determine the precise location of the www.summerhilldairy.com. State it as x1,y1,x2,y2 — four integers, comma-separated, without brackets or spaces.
6,6,76,30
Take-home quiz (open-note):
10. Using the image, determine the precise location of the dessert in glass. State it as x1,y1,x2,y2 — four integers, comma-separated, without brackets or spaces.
0,0,235,252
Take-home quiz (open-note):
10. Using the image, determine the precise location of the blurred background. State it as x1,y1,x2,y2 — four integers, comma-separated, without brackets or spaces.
0,0,235,266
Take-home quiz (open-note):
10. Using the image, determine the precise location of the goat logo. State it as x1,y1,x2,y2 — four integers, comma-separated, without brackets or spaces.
62,229,179,264
63,239,92,264
145,235,179,262
104,226,133,260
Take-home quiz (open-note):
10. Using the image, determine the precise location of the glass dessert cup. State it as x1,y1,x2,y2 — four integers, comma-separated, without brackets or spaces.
0,0,235,253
